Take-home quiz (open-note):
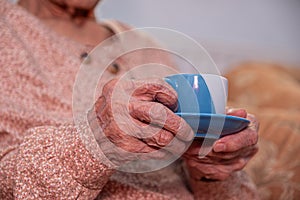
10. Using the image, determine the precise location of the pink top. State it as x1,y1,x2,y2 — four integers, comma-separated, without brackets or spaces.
0,1,258,199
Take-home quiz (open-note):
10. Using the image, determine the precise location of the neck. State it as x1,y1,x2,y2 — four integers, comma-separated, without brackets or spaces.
17,0,111,47
18,0,97,26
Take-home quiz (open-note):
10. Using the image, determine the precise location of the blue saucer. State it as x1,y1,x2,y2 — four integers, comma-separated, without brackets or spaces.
175,113,250,139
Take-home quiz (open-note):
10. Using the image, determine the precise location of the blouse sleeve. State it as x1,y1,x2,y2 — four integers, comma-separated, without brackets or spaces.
0,1,115,198
0,124,115,199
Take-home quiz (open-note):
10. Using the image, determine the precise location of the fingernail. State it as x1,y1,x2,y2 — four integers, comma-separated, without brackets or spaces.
214,143,226,152
227,108,234,113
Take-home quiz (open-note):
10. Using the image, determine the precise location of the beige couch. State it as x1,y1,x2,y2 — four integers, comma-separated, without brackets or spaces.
225,62,300,200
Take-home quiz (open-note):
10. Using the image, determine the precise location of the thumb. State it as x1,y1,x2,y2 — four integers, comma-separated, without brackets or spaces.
226,108,247,118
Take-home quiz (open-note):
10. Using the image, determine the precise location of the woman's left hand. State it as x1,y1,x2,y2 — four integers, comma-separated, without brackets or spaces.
183,108,259,181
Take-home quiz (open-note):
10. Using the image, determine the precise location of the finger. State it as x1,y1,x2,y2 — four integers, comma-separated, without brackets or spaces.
129,101,194,142
142,128,175,147
213,114,259,152
226,108,247,118
131,79,178,111
101,78,118,96
184,144,258,165
145,128,192,156
128,120,188,157
118,117,189,156
247,113,260,132
210,146,258,165
100,119,177,161
184,153,229,165
187,158,248,181
143,131,188,156
209,145,258,160
125,118,188,158
94,96,106,116
186,159,231,181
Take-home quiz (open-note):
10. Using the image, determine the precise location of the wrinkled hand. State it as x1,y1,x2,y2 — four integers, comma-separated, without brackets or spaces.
89,78,193,166
183,108,259,181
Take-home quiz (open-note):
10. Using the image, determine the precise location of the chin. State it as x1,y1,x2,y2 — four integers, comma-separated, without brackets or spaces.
54,0,100,10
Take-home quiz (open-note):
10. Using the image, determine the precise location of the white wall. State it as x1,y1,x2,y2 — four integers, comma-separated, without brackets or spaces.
96,0,300,72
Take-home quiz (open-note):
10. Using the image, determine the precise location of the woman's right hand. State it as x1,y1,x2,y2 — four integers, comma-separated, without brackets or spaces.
90,78,194,166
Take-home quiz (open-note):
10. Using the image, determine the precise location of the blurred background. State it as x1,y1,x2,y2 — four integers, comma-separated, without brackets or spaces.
96,0,300,73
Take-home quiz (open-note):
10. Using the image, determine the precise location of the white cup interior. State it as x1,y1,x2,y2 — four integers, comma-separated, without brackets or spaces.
201,74,228,114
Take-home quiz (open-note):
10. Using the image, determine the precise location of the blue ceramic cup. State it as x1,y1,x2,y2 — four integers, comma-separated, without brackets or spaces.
164,74,227,114
164,74,249,139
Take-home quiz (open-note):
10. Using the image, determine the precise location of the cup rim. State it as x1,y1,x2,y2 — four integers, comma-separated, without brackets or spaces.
165,73,227,81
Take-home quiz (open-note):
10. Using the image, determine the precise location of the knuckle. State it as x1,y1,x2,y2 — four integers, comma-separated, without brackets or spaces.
149,103,168,124
131,103,150,121
149,150,168,160
156,131,173,146
95,96,107,113
155,78,177,94
150,103,166,116
102,79,118,94
152,78,165,86
248,113,260,131
229,140,242,151
177,120,193,140
233,130,257,150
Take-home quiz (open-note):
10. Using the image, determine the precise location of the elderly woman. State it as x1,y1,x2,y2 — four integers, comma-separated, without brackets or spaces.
0,0,259,199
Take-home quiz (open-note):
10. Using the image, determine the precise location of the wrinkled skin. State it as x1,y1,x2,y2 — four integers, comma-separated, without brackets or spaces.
183,108,259,181
90,78,194,166
91,78,259,175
